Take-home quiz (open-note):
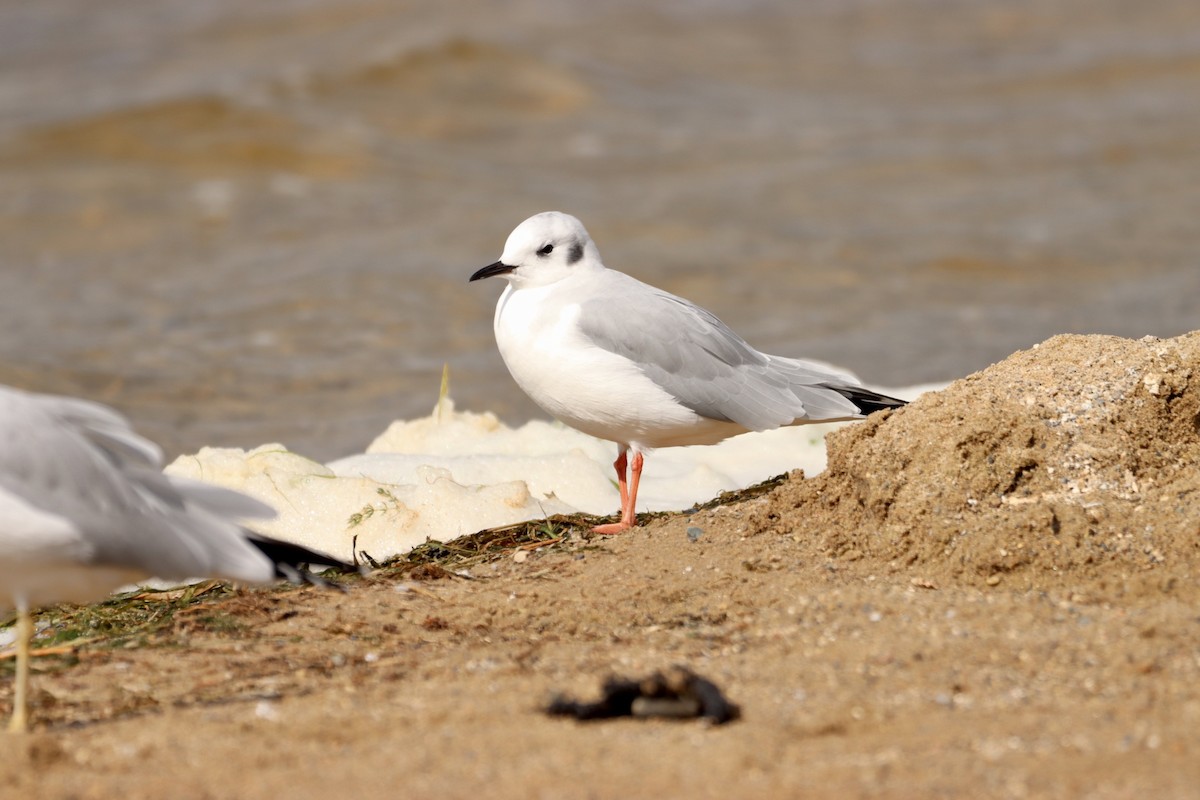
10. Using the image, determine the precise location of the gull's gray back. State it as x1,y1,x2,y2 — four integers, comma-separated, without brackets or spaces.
574,270,862,430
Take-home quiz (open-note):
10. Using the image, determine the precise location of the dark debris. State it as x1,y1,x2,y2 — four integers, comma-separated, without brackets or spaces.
546,666,741,725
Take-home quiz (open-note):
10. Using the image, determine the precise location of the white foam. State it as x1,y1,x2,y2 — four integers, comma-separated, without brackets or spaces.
166,386,939,563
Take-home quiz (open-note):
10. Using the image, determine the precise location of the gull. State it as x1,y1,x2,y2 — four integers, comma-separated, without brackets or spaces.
0,385,354,732
470,211,906,534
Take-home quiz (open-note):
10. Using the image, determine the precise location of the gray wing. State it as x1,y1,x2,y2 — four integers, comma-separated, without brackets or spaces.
0,387,275,583
575,273,863,429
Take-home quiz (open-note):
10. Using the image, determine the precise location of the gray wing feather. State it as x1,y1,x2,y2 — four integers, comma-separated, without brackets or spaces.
0,387,273,583
576,274,862,429
50,396,164,469
161,476,276,520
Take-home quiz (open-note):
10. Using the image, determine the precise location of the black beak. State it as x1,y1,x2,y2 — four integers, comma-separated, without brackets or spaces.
469,261,515,282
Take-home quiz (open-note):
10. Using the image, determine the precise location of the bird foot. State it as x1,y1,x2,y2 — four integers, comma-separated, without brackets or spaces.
592,520,635,535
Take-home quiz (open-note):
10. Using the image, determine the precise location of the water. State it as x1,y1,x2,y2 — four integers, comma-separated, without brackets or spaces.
2,0,1198,460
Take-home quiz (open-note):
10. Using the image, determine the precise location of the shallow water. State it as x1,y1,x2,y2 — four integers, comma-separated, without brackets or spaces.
2,0,1198,460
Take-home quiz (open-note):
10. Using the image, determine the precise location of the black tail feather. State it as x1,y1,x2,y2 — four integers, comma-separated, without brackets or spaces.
247,534,364,588
828,385,908,416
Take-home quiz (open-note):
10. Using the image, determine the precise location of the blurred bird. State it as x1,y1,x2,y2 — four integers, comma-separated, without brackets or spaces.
0,385,354,732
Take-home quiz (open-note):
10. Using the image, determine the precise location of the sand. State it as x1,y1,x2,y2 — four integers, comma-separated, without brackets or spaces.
3,331,1199,799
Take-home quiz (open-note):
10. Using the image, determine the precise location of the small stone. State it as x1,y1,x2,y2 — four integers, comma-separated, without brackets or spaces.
686,526,703,542
254,700,280,721
986,575,1001,586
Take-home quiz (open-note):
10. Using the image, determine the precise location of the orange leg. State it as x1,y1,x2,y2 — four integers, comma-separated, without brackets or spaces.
593,449,644,535
614,450,630,511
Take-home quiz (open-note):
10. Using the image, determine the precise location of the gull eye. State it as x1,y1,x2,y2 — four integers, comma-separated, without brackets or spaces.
537,244,554,256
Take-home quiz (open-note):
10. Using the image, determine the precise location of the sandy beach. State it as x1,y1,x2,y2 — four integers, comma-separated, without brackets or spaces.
3,1,1199,796
4,330,1198,799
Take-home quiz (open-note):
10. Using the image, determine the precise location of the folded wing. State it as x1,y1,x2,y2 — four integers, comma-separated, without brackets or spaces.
576,274,872,429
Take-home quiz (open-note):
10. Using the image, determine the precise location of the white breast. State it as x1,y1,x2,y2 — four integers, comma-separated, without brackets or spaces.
492,283,748,449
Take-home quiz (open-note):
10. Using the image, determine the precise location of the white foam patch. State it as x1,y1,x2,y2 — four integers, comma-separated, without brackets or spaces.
166,440,577,563
166,386,940,563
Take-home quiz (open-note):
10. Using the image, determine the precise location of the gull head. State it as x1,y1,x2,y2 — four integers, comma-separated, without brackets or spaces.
469,211,601,289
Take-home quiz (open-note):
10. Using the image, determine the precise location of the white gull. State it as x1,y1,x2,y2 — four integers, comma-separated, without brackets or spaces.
470,211,906,534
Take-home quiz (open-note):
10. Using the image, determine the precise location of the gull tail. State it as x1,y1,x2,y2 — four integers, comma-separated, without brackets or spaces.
826,385,908,416
247,534,364,589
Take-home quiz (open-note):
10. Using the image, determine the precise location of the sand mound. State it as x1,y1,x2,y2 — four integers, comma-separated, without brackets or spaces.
754,331,1200,591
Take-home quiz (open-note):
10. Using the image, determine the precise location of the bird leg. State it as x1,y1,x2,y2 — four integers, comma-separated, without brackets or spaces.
593,450,644,535
7,605,31,733
614,450,629,511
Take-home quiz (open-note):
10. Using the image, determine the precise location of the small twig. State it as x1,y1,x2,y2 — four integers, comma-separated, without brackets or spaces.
398,585,445,602
0,638,101,660
517,537,564,551
131,580,223,603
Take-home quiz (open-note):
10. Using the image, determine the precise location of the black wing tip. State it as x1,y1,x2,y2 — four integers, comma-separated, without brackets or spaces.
831,386,909,416
247,534,366,589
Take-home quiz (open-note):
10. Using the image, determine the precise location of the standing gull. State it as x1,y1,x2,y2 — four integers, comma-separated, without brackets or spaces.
0,385,353,732
470,211,906,534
